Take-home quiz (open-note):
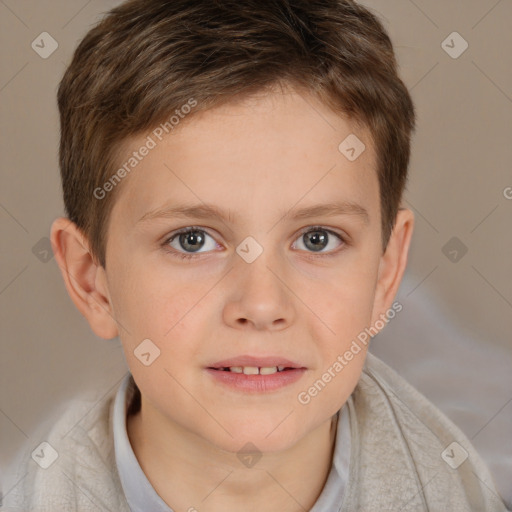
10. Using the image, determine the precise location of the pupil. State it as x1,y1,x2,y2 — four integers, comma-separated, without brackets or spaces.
178,230,328,253
180,231,204,252
305,230,328,251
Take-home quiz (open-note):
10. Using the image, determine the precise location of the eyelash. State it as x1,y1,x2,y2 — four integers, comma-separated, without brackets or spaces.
162,225,348,261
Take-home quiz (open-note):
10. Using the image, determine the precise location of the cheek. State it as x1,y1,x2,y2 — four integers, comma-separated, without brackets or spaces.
113,270,207,397
311,260,379,342
108,257,201,336
300,257,378,407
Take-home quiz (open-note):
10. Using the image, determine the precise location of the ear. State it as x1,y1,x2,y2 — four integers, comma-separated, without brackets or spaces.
370,207,414,326
50,217,119,340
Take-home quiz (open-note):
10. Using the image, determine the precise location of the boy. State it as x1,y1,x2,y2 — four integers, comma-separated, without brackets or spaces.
3,0,508,510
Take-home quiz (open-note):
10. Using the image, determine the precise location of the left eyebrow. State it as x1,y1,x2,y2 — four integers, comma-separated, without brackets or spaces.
137,201,370,225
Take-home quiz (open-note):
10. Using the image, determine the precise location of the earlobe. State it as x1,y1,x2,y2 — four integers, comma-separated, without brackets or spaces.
50,217,119,340
371,208,414,326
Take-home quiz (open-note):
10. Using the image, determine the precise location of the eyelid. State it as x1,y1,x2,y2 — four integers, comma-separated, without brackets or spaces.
292,225,347,253
163,226,220,249
296,225,347,241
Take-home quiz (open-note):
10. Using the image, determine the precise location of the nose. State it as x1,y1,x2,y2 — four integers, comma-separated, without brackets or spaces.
222,250,296,331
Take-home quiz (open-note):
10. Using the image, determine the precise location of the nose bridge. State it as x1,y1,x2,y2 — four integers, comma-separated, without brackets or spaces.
236,236,285,298
224,236,295,330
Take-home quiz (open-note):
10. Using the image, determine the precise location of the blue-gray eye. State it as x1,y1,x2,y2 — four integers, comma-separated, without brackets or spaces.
293,228,343,253
165,226,344,259
168,228,217,253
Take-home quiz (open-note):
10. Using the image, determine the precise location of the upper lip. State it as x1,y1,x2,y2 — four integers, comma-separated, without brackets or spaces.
208,355,305,369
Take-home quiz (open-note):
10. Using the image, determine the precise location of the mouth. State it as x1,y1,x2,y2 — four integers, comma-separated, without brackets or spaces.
205,355,307,392
207,355,305,373
209,365,299,375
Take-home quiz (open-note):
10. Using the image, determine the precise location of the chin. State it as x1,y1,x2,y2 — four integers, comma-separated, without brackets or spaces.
214,432,301,457
201,414,307,456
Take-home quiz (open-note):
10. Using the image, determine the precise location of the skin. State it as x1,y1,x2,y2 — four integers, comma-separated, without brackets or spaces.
51,85,414,512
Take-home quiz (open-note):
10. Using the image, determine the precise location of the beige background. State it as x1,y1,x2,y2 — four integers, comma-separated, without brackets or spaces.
1,0,511,506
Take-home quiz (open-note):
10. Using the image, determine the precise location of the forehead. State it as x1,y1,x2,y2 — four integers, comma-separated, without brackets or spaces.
109,88,379,229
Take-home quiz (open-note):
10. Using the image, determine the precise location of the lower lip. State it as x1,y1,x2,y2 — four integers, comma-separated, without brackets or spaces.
205,368,307,393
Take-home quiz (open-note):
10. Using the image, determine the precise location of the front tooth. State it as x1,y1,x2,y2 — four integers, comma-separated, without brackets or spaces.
229,366,243,373
259,366,278,375
277,365,285,372
242,366,259,375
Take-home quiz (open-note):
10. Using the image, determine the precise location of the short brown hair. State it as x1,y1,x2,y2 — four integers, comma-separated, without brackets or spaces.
57,0,415,267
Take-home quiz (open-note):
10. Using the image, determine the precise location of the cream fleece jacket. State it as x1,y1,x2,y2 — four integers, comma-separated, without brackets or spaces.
2,352,508,511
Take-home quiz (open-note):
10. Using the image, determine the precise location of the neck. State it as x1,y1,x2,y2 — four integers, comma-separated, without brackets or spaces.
127,406,339,512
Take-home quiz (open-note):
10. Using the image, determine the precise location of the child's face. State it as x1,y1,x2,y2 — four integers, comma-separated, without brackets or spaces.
99,88,405,452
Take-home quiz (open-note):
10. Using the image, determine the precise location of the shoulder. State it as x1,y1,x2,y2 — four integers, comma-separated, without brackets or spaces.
3,377,131,512
340,352,508,511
